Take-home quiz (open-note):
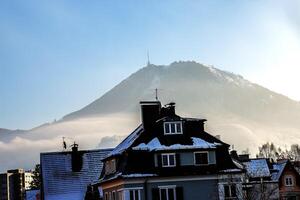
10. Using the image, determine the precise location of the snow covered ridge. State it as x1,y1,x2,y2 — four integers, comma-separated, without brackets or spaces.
132,137,221,151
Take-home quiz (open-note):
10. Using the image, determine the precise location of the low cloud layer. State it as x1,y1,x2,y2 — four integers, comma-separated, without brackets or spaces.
0,113,138,172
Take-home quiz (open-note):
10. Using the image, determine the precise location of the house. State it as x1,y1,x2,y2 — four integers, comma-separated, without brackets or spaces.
241,158,279,200
0,169,26,200
40,145,112,200
272,160,300,200
24,171,33,190
99,101,244,200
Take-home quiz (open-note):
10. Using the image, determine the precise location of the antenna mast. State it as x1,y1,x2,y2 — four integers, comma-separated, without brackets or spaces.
147,50,150,66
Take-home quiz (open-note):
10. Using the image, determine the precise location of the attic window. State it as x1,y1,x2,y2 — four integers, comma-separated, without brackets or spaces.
105,159,116,175
164,122,182,135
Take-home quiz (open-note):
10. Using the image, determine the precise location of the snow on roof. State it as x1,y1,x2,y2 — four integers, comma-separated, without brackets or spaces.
106,125,143,158
122,173,158,178
41,148,111,200
271,161,287,181
132,137,221,151
243,159,270,178
219,169,243,173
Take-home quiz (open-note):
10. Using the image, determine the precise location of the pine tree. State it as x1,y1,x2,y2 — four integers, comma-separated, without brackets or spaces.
30,164,41,190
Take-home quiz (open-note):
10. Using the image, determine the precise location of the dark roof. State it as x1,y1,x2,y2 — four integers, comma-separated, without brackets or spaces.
104,115,228,161
104,125,143,159
41,148,112,200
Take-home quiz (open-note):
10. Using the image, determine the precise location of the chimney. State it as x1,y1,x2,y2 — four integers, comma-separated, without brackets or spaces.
160,102,177,117
140,101,161,131
238,154,250,162
71,143,83,172
230,150,239,160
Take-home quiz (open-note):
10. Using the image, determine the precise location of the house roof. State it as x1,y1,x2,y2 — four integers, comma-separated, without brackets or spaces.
271,160,287,181
105,125,143,158
243,159,271,178
41,148,112,200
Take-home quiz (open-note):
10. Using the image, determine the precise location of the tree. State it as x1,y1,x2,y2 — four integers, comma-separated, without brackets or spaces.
257,142,300,162
256,142,280,161
287,144,300,161
30,164,41,190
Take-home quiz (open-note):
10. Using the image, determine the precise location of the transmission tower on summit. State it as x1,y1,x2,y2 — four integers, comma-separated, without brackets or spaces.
147,50,151,66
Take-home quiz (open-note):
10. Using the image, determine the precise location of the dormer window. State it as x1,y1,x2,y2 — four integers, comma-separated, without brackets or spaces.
162,153,176,167
194,152,209,165
105,159,116,175
164,122,182,135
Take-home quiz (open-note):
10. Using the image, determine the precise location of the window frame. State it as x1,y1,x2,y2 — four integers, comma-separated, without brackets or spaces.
117,189,124,200
285,175,294,187
164,122,183,135
105,159,116,175
194,151,209,166
161,153,176,167
223,184,237,199
158,185,177,200
128,189,141,200
112,191,116,200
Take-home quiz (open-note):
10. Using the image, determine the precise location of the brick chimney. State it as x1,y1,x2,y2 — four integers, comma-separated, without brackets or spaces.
140,101,161,131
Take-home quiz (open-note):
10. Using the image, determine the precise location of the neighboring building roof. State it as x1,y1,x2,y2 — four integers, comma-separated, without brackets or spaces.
26,190,39,200
271,161,287,181
132,137,221,151
243,159,271,178
41,148,112,200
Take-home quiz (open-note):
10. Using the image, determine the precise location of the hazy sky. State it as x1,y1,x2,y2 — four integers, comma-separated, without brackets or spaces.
1,0,300,129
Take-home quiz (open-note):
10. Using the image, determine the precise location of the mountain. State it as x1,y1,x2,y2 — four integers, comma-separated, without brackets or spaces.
64,61,300,127
1,61,300,171
0,128,12,134
62,61,300,152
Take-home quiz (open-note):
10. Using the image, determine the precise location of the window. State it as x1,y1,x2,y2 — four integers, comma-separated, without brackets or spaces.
104,192,112,200
129,189,141,200
117,190,124,200
164,122,182,135
112,191,116,200
194,152,209,165
285,175,294,186
105,159,116,175
224,185,237,199
159,186,176,200
162,153,176,167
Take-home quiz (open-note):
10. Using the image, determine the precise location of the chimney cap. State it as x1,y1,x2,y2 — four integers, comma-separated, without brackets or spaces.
140,101,161,105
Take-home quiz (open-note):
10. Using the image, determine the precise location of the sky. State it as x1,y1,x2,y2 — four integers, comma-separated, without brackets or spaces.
1,0,300,129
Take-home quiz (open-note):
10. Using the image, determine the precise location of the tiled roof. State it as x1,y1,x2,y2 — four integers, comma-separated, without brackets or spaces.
243,159,271,178
41,148,112,200
271,160,287,181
